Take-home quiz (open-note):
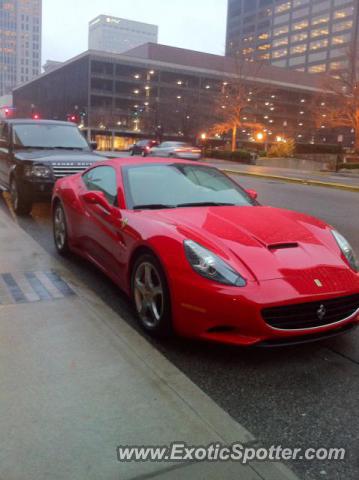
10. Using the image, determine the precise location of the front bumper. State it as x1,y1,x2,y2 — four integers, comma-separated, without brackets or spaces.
23,178,54,201
170,274,359,346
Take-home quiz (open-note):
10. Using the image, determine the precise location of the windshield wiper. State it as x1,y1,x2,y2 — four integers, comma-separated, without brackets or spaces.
13,145,85,151
176,202,237,207
133,204,176,210
13,145,51,150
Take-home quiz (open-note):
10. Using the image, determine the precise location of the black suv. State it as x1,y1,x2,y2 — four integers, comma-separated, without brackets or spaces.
130,139,159,157
0,119,102,214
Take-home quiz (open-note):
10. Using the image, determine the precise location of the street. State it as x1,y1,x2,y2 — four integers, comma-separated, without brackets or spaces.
1,174,358,480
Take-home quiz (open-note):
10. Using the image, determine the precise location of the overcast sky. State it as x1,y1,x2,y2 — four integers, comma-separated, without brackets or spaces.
42,0,227,64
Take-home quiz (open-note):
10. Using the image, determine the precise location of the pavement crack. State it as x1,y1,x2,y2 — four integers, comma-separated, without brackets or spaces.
326,346,359,366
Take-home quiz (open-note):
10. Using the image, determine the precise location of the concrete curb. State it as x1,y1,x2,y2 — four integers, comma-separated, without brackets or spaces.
220,168,359,192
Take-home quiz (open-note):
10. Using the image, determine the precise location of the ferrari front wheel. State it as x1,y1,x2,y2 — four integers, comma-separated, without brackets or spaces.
131,254,172,336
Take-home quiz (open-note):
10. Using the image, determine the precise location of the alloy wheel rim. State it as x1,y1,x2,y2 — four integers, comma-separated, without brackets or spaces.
54,206,66,250
134,262,164,328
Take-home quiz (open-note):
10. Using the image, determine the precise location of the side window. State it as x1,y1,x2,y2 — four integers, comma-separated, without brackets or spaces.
83,166,118,205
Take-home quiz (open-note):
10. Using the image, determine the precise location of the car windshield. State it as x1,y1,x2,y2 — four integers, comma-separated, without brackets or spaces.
123,164,254,209
12,123,90,150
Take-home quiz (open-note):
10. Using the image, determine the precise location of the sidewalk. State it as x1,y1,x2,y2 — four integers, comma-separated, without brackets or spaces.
0,208,300,480
205,159,359,192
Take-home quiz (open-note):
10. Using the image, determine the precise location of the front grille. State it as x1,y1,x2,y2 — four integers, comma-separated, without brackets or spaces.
52,164,93,179
262,294,359,330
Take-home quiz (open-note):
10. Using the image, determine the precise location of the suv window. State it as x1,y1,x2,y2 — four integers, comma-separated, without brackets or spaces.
83,166,118,205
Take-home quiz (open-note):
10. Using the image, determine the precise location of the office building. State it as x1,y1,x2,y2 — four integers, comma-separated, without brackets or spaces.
0,0,41,96
226,0,359,75
13,43,342,150
89,15,158,54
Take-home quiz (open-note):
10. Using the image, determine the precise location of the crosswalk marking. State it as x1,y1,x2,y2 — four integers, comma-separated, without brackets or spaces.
33,271,65,299
0,275,16,305
12,272,41,303
0,270,75,305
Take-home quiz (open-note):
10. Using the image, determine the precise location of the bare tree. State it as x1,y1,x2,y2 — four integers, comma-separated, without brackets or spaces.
315,47,359,150
209,59,266,151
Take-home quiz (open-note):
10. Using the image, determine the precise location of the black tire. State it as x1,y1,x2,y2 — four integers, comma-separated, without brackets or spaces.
10,177,32,215
53,201,70,255
141,150,147,157
131,253,172,337
130,150,135,156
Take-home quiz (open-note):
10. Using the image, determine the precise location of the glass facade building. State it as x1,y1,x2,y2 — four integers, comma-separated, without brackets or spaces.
0,0,41,96
13,44,348,149
89,15,158,55
226,0,359,76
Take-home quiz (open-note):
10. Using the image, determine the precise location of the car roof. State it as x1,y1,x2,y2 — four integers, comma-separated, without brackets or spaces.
3,118,77,126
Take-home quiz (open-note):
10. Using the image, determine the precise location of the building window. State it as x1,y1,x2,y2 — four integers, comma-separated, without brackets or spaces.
310,38,328,50
291,32,308,42
330,60,347,70
312,1,330,14
275,2,291,14
272,48,288,58
273,13,290,25
308,64,326,73
273,37,288,48
332,33,351,45
292,20,309,30
311,27,329,38
292,7,310,19
290,44,307,54
332,20,353,32
272,59,287,67
333,7,355,20
274,25,289,36
308,51,327,62
293,0,309,6
289,55,306,66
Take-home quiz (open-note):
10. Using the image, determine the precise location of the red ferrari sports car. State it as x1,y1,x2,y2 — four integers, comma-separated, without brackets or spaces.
52,157,359,346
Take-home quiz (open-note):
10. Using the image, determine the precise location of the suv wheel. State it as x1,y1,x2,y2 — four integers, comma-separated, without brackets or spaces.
10,177,32,215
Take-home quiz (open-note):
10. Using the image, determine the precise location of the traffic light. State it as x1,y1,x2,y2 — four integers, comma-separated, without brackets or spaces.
32,113,40,120
67,113,80,123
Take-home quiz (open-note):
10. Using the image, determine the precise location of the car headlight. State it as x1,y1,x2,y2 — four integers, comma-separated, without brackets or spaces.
184,240,246,286
332,230,358,272
24,165,52,178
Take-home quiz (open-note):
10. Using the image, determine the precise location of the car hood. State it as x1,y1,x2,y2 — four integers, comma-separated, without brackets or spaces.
14,149,103,164
149,205,352,284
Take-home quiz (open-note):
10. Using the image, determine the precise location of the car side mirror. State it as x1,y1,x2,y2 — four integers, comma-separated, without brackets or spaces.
90,141,98,151
246,189,258,201
81,191,118,216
